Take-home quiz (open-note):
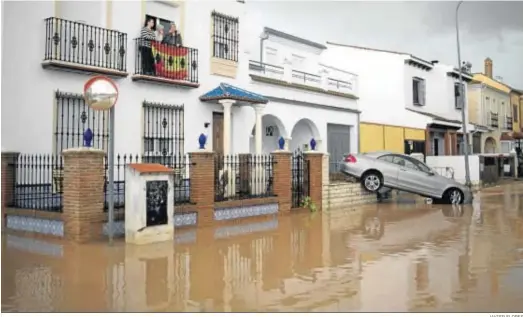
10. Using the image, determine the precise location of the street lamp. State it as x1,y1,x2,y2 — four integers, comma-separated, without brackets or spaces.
456,0,472,188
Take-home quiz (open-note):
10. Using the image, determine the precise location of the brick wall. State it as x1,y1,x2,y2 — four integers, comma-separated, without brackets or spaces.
304,152,324,212
272,151,292,214
189,151,215,226
62,148,105,243
2,152,19,228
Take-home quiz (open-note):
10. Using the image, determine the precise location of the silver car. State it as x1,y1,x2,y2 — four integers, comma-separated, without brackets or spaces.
340,151,472,204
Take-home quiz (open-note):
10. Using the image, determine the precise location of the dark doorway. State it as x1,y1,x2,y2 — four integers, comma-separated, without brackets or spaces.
473,133,481,154
433,138,439,156
404,140,426,156
212,112,224,155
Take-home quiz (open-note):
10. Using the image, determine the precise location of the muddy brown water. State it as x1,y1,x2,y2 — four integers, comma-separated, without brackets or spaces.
2,183,523,312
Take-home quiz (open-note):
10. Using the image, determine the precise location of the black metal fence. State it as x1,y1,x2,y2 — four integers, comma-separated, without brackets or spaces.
291,150,310,208
214,154,275,202
134,38,199,84
55,91,109,154
10,154,64,212
211,11,239,62
44,17,127,71
104,154,193,211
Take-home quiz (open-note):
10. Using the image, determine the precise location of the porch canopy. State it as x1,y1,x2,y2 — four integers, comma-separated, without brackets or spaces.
407,108,463,130
199,83,268,154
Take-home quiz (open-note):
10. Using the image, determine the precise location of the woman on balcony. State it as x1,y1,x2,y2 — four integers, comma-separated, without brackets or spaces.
140,18,156,75
162,23,183,47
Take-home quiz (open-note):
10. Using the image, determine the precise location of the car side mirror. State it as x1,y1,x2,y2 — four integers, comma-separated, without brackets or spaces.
427,171,435,176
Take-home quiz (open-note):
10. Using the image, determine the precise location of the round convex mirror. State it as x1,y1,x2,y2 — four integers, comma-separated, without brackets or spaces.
83,76,118,111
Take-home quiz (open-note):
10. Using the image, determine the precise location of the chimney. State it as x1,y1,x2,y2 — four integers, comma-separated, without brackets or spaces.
484,57,493,78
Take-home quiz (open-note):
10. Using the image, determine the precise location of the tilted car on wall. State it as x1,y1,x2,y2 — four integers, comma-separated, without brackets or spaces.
339,151,472,204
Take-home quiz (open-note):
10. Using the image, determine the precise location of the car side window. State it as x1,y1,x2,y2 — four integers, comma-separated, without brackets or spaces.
378,155,394,163
393,156,420,171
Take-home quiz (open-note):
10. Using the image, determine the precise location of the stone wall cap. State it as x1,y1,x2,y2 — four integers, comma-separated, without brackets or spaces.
303,150,325,155
1,151,20,155
127,163,175,174
189,149,214,154
271,150,291,154
63,147,105,155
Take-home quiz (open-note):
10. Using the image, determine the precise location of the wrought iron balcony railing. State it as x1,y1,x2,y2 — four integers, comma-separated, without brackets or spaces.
506,116,513,130
43,17,128,74
489,112,499,128
133,38,199,85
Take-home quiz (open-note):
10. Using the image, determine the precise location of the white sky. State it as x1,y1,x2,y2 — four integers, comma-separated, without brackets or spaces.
246,1,523,88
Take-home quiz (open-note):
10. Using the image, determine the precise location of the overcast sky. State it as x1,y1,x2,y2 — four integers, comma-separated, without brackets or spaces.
246,1,523,88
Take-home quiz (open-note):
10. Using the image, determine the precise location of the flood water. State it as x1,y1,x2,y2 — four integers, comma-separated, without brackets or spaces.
2,183,523,312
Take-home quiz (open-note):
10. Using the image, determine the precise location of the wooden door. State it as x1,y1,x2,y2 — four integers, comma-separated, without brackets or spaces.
212,112,224,154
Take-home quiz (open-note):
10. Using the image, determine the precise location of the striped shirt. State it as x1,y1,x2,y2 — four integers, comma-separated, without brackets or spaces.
140,27,156,47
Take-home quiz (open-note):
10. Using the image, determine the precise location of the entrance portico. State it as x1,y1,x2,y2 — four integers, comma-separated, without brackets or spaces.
200,83,269,154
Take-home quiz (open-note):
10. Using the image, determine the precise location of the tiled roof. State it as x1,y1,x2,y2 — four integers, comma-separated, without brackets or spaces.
199,83,269,104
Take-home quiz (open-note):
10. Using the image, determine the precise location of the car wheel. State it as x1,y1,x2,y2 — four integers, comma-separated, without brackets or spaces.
361,172,383,193
444,188,463,205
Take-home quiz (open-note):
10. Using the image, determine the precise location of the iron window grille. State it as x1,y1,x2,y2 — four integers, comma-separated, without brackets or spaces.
413,77,426,106
142,101,185,164
211,11,239,62
54,91,109,155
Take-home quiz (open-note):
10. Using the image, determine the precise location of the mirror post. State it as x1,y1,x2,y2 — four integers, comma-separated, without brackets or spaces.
108,107,115,245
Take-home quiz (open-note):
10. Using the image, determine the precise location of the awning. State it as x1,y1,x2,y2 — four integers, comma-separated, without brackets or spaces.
501,132,523,140
199,83,268,104
406,108,463,130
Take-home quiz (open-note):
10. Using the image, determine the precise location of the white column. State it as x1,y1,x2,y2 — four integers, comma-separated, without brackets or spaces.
253,104,265,154
219,99,235,155
284,137,291,151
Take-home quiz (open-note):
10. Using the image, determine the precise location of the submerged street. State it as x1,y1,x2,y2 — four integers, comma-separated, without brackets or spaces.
2,183,523,313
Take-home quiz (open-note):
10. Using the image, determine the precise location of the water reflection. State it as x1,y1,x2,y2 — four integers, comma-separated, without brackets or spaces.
2,183,523,312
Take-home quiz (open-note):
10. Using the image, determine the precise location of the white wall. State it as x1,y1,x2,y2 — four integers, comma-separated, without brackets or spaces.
323,45,429,129
425,155,481,183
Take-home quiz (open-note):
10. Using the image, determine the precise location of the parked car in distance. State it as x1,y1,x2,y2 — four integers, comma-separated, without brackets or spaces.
339,151,472,204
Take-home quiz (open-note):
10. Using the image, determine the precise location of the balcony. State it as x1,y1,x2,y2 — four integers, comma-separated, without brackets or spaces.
131,39,199,88
489,112,499,128
42,17,128,77
505,116,513,130
249,60,357,99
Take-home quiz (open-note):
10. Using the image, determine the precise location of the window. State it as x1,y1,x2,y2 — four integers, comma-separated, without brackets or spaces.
514,105,519,122
501,141,514,154
454,82,464,109
54,91,109,155
412,77,426,106
378,155,394,163
144,14,175,33
291,54,305,70
142,101,185,167
211,11,239,62
265,47,279,65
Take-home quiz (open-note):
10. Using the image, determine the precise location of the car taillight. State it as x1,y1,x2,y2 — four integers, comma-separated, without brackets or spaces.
344,154,357,163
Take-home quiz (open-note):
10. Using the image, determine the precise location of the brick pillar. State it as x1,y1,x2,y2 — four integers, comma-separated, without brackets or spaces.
1,152,20,228
304,151,324,212
189,151,215,226
425,128,431,156
62,148,105,243
451,133,458,155
271,151,292,214
444,131,451,155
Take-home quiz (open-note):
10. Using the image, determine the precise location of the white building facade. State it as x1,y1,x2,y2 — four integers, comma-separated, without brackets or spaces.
323,43,473,156
1,0,359,158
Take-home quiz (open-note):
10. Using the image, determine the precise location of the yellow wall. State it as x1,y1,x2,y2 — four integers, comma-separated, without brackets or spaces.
511,92,521,132
467,89,480,124
360,123,425,153
473,74,511,94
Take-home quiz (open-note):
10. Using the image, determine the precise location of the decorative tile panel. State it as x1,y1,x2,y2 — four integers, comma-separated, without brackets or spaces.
103,221,125,237
214,218,278,239
7,215,64,237
214,203,278,221
6,235,64,257
174,212,197,227
174,230,197,244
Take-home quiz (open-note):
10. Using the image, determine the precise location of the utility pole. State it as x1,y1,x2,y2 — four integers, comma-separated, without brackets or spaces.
456,0,472,188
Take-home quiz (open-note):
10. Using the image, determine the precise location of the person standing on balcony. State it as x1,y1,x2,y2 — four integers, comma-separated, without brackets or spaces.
140,18,156,75
162,23,183,47
156,24,165,43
